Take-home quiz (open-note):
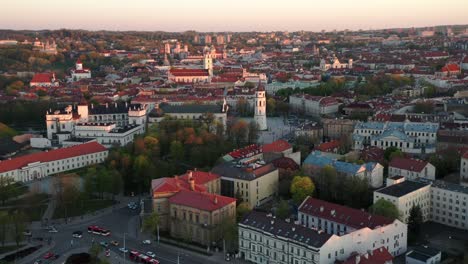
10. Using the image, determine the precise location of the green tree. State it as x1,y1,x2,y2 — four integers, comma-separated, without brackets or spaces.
290,176,315,204
89,243,102,261
9,211,27,247
236,202,251,223
369,199,400,219
169,141,184,161
276,199,290,220
142,212,160,239
408,205,423,238
316,166,338,201
247,121,259,144
384,146,402,161
0,212,8,246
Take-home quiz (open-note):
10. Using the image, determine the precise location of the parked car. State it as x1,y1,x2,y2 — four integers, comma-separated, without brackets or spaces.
142,239,151,245
100,241,109,248
23,230,32,236
72,231,82,238
48,228,58,233
119,247,128,253
33,260,42,264
110,240,119,246
146,252,156,258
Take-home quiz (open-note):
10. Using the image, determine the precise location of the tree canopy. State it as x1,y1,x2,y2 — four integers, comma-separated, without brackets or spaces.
290,176,315,204
369,199,400,220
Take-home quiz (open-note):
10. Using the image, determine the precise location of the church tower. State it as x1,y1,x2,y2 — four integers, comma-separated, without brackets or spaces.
76,59,83,71
203,46,213,77
254,82,267,131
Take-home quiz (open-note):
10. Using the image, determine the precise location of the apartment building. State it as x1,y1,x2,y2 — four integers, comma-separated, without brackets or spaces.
298,197,407,257
388,157,436,181
212,157,279,209
373,180,432,223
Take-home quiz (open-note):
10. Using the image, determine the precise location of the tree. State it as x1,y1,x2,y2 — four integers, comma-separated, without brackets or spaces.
276,199,290,220
315,166,338,201
0,176,20,205
218,218,238,252
230,120,248,147
236,202,251,223
169,141,184,161
142,212,160,239
408,205,423,237
369,199,400,220
9,210,27,247
0,212,8,246
290,176,315,204
384,146,402,161
247,121,259,144
89,243,102,261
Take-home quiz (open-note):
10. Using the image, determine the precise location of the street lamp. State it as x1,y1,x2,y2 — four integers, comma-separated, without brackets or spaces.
123,232,127,264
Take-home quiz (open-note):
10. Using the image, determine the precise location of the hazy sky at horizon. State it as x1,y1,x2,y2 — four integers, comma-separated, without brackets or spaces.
1,0,467,32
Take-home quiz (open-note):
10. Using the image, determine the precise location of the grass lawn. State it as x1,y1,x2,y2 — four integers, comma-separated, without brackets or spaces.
53,199,116,219
5,193,49,206
1,193,49,221
0,244,25,254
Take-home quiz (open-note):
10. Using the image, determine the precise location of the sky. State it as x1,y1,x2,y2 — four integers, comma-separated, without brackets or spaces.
1,0,467,32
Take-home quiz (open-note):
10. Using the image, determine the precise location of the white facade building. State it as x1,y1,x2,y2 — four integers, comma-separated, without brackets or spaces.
353,121,439,154
320,56,353,71
70,59,91,81
374,178,468,230
289,94,340,117
0,142,108,182
388,157,436,181
298,197,407,257
461,152,468,182
45,102,147,147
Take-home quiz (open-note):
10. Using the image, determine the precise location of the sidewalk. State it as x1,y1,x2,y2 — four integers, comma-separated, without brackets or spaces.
16,241,56,264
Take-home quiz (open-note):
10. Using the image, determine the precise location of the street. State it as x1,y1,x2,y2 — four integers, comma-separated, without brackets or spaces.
29,206,226,264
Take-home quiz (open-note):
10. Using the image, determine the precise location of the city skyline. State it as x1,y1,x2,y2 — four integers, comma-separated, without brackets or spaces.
1,0,467,32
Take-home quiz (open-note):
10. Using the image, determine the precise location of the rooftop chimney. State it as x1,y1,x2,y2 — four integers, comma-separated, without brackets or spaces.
213,196,218,204
320,206,324,212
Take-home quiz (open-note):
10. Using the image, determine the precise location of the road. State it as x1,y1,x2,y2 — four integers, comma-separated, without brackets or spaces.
29,206,226,264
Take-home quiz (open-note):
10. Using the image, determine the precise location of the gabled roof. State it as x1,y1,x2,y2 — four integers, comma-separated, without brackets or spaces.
151,176,206,194
240,210,332,248
168,190,235,211
441,64,460,72
31,73,54,83
315,140,340,152
389,157,428,172
262,140,291,153
179,170,220,185
299,197,393,230
0,142,107,173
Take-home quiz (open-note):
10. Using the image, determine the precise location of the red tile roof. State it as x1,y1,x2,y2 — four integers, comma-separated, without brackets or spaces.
315,140,340,152
389,157,428,172
262,140,291,153
339,247,393,264
299,197,393,230
168,190,236,211
179,170,220,185
151,177,206,194
271,157,299,171
462,151,468,159
169,68,209,77
31,73,54,84
227,144,261,159
0,142,107,173
441,64,460,72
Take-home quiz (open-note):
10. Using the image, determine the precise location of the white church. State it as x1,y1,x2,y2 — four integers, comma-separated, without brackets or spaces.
320,56,353,71
70,59,92,81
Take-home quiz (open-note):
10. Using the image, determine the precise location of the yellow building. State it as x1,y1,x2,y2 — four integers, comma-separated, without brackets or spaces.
169,190,236,246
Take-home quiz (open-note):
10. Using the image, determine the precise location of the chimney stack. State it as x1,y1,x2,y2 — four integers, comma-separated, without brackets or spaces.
213,196,218,204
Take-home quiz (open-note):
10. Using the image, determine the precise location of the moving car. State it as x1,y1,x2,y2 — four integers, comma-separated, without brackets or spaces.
100,241,109,248
142,239,151,245
23,230,32,236
119,247,129,253
110,240,119,246
43,252,54,259
146,252,156,258
72,231,83,238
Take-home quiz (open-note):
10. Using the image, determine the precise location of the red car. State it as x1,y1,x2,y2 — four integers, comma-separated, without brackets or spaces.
43,252,54,259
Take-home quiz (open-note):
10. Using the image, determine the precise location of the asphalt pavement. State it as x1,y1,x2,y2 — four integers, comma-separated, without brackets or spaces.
26,205,233,264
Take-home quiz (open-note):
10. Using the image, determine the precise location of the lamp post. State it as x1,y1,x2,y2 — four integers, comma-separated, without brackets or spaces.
123,232,127,264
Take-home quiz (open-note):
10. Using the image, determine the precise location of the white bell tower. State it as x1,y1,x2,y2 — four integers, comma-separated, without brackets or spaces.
203,46,213,77
254,82,267,131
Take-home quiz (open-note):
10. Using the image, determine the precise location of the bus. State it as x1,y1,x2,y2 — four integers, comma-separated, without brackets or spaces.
87,225,111,236
129,250,159,264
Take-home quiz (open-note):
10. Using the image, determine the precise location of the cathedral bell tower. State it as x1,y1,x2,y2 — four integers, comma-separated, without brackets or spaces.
254,82,268,131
